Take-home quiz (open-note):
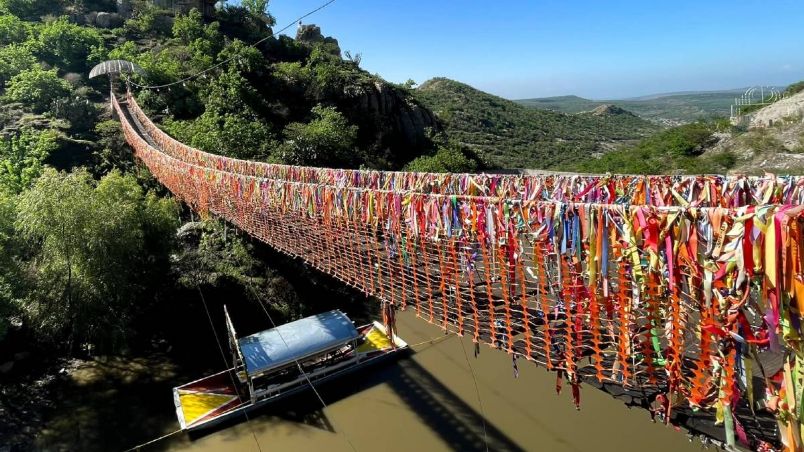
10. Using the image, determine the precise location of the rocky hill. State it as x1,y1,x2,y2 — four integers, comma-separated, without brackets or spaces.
702,90,804,174
415,78,658,169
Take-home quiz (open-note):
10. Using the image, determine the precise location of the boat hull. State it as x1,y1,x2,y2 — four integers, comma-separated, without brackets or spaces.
173,321,408,434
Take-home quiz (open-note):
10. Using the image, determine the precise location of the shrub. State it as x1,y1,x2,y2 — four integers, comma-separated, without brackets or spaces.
0,43,37,86
14,169,179,351
0,13,29,44
3,67,71,112
165,111,276,160
37,18,104,72
275,105,359,167
785,80,804,97
0,127,58,193
405,144,480,173
0,0,57,20
576,122,717,174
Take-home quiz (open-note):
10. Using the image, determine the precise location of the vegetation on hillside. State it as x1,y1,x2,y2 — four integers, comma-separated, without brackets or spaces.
0,0,424,365
0,7,404,447
415,77,658,169
517,90,746,124
569,120,736,174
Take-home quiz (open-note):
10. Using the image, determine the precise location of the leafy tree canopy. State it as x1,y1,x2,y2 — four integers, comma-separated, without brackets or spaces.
0,127,58,193
0,42,37,86
274,105,359,167
36,17,105,72
14,169,179,351
0,0,57,20
3,66,71,112
405,143,480,173
0,13,28,44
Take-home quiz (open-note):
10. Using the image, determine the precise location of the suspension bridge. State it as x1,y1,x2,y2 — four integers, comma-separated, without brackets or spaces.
111,87,804,451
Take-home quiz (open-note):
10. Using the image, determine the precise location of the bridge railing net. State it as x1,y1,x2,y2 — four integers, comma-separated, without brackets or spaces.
116,93,804,450
125,91,804,206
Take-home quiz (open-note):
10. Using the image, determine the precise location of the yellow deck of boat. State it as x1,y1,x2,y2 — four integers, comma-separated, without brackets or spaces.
356,325,393,353
178,390,238,426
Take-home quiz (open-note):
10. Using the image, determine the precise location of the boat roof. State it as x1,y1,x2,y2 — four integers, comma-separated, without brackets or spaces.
238,310,359,376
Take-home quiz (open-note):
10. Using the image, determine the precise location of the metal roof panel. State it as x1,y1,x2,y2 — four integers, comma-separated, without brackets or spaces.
238,310,359,375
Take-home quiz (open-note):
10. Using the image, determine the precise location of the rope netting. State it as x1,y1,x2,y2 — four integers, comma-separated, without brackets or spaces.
124,91,804,206
115,92,804,451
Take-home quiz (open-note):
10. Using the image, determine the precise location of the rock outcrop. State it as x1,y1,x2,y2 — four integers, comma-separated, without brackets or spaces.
94,12,124,28
296,24,341,56
335,80,440,165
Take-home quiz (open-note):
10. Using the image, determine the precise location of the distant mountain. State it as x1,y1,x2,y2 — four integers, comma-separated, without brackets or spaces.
415,78,658,169
516,90,755,125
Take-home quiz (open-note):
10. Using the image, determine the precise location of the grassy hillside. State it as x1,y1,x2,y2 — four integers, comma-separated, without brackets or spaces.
415,78,658,169
517,90,745,124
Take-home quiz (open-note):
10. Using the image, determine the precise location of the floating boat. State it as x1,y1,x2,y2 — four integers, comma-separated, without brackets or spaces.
172,308,408,433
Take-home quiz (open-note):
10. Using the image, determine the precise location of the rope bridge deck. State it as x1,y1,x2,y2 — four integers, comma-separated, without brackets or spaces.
113,90,804,451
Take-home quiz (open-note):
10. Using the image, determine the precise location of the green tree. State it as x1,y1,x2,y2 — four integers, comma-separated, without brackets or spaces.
405,143,479,173
0,0,57,19
15,169,179,351
165,65,275,159
0,13,29,44
172,8,223,69
165,110,276,160
173,8,219,45
0,43,37,86
36,17,104,71
275,105,359,167
0,127,58,193
240,0,275,25
3,67,71,112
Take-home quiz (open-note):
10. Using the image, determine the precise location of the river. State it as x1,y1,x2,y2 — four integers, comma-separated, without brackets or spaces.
59,309,697,452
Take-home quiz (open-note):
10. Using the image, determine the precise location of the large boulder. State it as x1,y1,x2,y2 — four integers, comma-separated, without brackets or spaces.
95,12,124,28
84,11,97,25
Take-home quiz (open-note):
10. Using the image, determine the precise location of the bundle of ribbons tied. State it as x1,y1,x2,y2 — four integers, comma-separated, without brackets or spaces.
115,90,804,451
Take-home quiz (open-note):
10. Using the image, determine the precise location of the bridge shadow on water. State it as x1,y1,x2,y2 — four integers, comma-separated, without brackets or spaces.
188,351,523,452
383,357,524,452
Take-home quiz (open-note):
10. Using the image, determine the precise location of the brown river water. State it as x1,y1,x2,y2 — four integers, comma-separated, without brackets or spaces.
34,310,701,452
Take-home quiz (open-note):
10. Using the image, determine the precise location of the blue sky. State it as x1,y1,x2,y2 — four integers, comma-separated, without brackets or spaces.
231,0,804,100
